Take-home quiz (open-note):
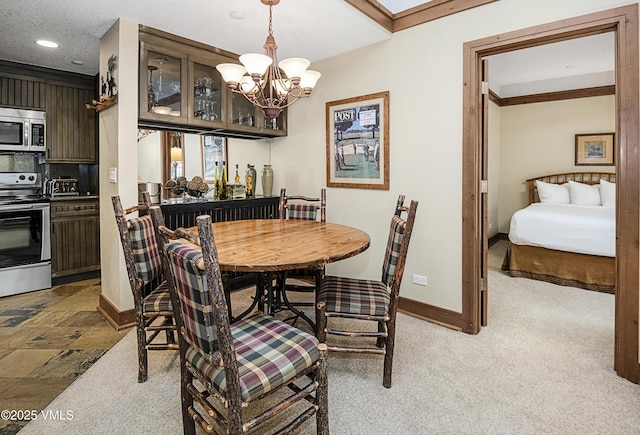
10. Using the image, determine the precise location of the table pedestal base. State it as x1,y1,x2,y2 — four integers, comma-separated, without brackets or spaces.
230,272,316,333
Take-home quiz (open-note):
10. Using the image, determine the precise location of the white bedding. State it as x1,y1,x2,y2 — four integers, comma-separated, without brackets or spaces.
508,203,615,257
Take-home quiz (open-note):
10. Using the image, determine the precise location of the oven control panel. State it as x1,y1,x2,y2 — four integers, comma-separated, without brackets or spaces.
0,172,38,186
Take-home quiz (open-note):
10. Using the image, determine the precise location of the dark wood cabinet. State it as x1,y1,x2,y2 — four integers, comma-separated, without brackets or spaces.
138,27,287,138
0,74,46,109
46,83,97,163
0,60,98,163
50,200,101,278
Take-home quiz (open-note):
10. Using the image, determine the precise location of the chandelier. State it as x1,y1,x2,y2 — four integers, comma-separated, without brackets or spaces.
216,0,321,120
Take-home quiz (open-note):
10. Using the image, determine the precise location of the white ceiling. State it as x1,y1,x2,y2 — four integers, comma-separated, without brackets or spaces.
0,1,615,98
487,32,615,98
0,0,391,76
377,0,428,13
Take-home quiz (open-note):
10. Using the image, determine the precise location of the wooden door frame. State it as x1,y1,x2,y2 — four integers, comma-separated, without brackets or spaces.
162,131,184,198
462,5,639,383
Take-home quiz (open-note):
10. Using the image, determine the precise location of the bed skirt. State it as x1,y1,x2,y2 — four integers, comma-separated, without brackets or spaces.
501,243,615,294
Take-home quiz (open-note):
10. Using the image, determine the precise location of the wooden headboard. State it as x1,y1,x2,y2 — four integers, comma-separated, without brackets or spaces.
526,172,616,204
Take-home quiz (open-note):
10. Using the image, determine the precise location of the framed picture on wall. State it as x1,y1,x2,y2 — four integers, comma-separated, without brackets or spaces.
325,91,389,189
201,135,228,182
575,133,615,166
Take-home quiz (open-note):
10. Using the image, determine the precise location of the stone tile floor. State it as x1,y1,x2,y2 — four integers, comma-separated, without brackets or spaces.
0,278,129,435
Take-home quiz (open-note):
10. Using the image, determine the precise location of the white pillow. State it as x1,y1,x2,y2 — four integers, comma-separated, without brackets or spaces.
600,179,616,208
568,180,601,206
535,180,570,204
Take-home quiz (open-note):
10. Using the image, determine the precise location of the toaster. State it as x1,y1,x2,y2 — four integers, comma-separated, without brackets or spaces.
49,178,79,196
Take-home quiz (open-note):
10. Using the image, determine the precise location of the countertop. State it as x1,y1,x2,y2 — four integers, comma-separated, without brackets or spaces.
160,194,275,205
48,194,99,201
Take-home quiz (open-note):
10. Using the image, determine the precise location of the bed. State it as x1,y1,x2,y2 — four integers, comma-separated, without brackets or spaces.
501,172,616,293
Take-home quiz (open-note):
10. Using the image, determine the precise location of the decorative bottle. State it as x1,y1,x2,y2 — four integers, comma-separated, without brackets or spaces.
261,164,274,197
245,164,256,197
220,161,228,200
214,161,220,200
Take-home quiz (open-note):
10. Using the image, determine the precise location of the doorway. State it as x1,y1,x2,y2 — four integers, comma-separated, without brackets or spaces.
461,5,639,383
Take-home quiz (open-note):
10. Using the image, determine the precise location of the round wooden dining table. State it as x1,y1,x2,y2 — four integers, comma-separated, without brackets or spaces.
209,219,371,272
193,219,371,330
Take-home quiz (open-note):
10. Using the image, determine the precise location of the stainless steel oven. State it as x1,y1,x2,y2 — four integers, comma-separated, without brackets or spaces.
0,172,51,297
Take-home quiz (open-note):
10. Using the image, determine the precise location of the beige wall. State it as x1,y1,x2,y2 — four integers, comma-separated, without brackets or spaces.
137,131,162,183
496,95,616,233
99,18,140,311
271,0,636,313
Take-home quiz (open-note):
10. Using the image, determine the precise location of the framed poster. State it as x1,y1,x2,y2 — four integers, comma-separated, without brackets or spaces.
201,135,227,182
575,133,614,166
326,91,389,189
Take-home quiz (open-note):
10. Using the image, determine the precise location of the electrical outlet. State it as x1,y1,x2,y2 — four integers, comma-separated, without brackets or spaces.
412,274,427,286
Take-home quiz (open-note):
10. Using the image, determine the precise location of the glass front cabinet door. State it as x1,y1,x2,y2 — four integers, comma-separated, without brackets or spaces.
260,109,287,135
229,90,287,137
229,93,259,132
187,50,226,129
139,34,188,123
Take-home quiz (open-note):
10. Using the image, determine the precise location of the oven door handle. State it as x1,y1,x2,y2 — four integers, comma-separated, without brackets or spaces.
0,204,36,212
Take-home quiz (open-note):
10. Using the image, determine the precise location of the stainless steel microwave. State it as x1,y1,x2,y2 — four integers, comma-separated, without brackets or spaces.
0,108,46,153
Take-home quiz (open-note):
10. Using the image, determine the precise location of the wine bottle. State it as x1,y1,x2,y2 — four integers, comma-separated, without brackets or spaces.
234,164,240,184
220,161,228,200
214,161,220,200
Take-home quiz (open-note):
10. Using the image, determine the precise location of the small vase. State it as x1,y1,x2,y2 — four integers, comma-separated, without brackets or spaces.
261,164,274,197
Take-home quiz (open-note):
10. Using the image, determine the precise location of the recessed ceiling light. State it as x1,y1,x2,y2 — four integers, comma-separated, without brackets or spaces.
36,40,59,48
230,10,244,19
71,60,84,65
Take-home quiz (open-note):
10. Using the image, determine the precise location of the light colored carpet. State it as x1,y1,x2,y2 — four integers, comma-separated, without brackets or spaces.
19,242,640,434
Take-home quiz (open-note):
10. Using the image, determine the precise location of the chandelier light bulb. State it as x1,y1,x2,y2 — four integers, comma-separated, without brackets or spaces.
300,70,321,91
216,63,247,86
240,76,257,94
278,58,310,81
273,78,291,97
239,53,273,77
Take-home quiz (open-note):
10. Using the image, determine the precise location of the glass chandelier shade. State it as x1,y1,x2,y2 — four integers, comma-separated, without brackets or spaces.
216,0,321,120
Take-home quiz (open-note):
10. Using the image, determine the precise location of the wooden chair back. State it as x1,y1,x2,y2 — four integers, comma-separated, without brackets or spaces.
382,195,418,301
279,187,326,222
148,204,198,330
111,193,162,296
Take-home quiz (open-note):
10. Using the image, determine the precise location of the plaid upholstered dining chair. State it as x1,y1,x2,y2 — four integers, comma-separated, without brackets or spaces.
157,214,329,435
316,194,418,388
276,188,327,323
279,187,326,222
112,194,178,383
